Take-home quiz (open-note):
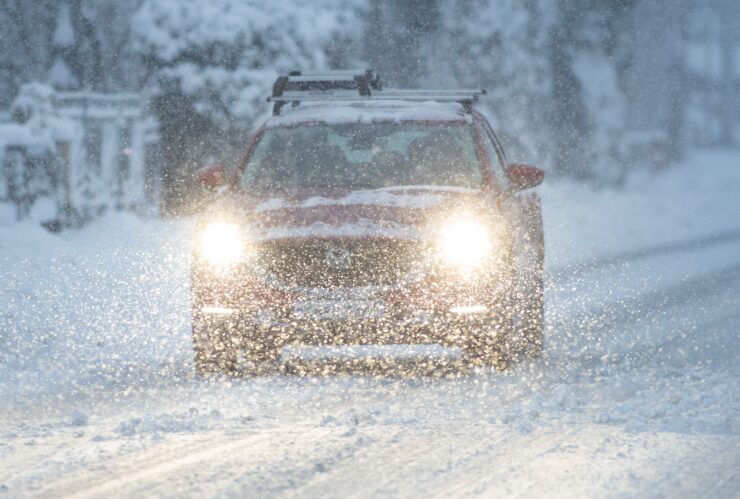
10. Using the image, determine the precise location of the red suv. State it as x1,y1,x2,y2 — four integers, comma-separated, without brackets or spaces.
191,71,545,376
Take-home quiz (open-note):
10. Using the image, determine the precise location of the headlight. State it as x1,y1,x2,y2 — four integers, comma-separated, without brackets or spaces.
437,217,495,271
199,221,243,268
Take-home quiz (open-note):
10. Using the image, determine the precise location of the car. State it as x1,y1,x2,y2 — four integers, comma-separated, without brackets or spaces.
190,70,545,376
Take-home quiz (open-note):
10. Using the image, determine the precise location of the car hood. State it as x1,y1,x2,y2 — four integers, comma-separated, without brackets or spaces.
209,186,492,241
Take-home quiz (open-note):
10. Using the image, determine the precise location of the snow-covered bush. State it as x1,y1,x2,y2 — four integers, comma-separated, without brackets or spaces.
0,83,80,225
0,83,159,227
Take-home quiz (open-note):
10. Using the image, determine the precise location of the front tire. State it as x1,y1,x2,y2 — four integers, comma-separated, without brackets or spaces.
460,314,512,371
192,314,281,377
192,314,238,377
511,227,545,362
517,271,544,360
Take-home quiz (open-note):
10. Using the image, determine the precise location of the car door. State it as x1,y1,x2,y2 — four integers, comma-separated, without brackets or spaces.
475,117,544,299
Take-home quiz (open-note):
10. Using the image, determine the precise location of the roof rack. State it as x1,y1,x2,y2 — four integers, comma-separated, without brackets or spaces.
268,70,486,115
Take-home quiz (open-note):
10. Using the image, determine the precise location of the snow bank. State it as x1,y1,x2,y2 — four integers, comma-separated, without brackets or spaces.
542,149,740,269
0,212,193,402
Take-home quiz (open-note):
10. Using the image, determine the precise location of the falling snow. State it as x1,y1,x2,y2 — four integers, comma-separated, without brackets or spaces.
1,1,739,497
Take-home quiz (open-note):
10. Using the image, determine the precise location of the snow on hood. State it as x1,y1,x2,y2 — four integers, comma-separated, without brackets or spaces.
266,101,471,127
255,219,420,241
254,187,477,212
207,186,484,242
236,188,482,242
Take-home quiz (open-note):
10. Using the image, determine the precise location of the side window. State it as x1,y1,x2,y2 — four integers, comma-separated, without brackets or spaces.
479,123,508,187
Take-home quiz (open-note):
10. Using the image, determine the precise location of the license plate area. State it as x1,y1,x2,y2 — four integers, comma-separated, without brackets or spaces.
292,300,385,321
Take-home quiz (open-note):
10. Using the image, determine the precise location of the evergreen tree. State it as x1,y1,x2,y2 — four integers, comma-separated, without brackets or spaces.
49,2,79,90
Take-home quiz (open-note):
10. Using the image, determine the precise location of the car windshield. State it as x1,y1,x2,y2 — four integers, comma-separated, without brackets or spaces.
241,123,483,190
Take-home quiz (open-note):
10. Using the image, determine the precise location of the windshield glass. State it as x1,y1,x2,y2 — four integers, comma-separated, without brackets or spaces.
241,123,482,190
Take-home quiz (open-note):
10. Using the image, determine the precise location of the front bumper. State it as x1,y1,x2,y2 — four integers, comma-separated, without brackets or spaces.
194,285,509,350
191,248,515,350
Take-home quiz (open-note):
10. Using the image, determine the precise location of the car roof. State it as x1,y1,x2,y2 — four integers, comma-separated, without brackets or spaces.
265,100,473,128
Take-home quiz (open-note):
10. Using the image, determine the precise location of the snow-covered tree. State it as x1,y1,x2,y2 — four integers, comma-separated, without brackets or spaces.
0,83,81,224
683,0,740,148
0,0,146,106
548,0,633,184
363,1,442,88
0,0,57,106
133,0,366,126
437,0,554,168
624,0,690,163
49,3,79,90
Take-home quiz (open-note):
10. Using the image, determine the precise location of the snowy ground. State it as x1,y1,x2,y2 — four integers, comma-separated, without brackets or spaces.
1,150,739,498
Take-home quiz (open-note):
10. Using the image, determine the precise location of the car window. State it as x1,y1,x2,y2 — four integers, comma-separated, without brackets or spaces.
479,124,508,187
241,123,483,190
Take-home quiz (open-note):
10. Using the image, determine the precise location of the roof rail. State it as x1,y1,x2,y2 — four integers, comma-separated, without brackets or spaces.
268,70,485,115
270,70,381,114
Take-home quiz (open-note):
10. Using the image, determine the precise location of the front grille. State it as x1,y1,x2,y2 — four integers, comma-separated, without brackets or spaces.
256,239,421,288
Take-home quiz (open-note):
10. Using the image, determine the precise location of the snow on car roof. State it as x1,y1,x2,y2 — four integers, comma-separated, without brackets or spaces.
266,100,472,127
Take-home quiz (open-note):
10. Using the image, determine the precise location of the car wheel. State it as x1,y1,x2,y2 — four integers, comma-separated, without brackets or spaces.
192,315,238,377
193,316,281,377
519,271,544,359
460,314,511,371
511,238,545,361
240,331,281,376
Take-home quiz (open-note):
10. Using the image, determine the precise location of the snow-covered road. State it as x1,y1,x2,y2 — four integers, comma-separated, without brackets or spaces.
1,150,739,498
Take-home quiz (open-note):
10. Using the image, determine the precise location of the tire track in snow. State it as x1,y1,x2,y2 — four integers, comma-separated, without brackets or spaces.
423,426,581,499
38,426,361,498
445,426,740,499
286,424,509,498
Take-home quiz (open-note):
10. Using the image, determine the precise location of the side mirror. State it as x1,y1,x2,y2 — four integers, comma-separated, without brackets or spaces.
506,163,544,191
194,164,226,190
